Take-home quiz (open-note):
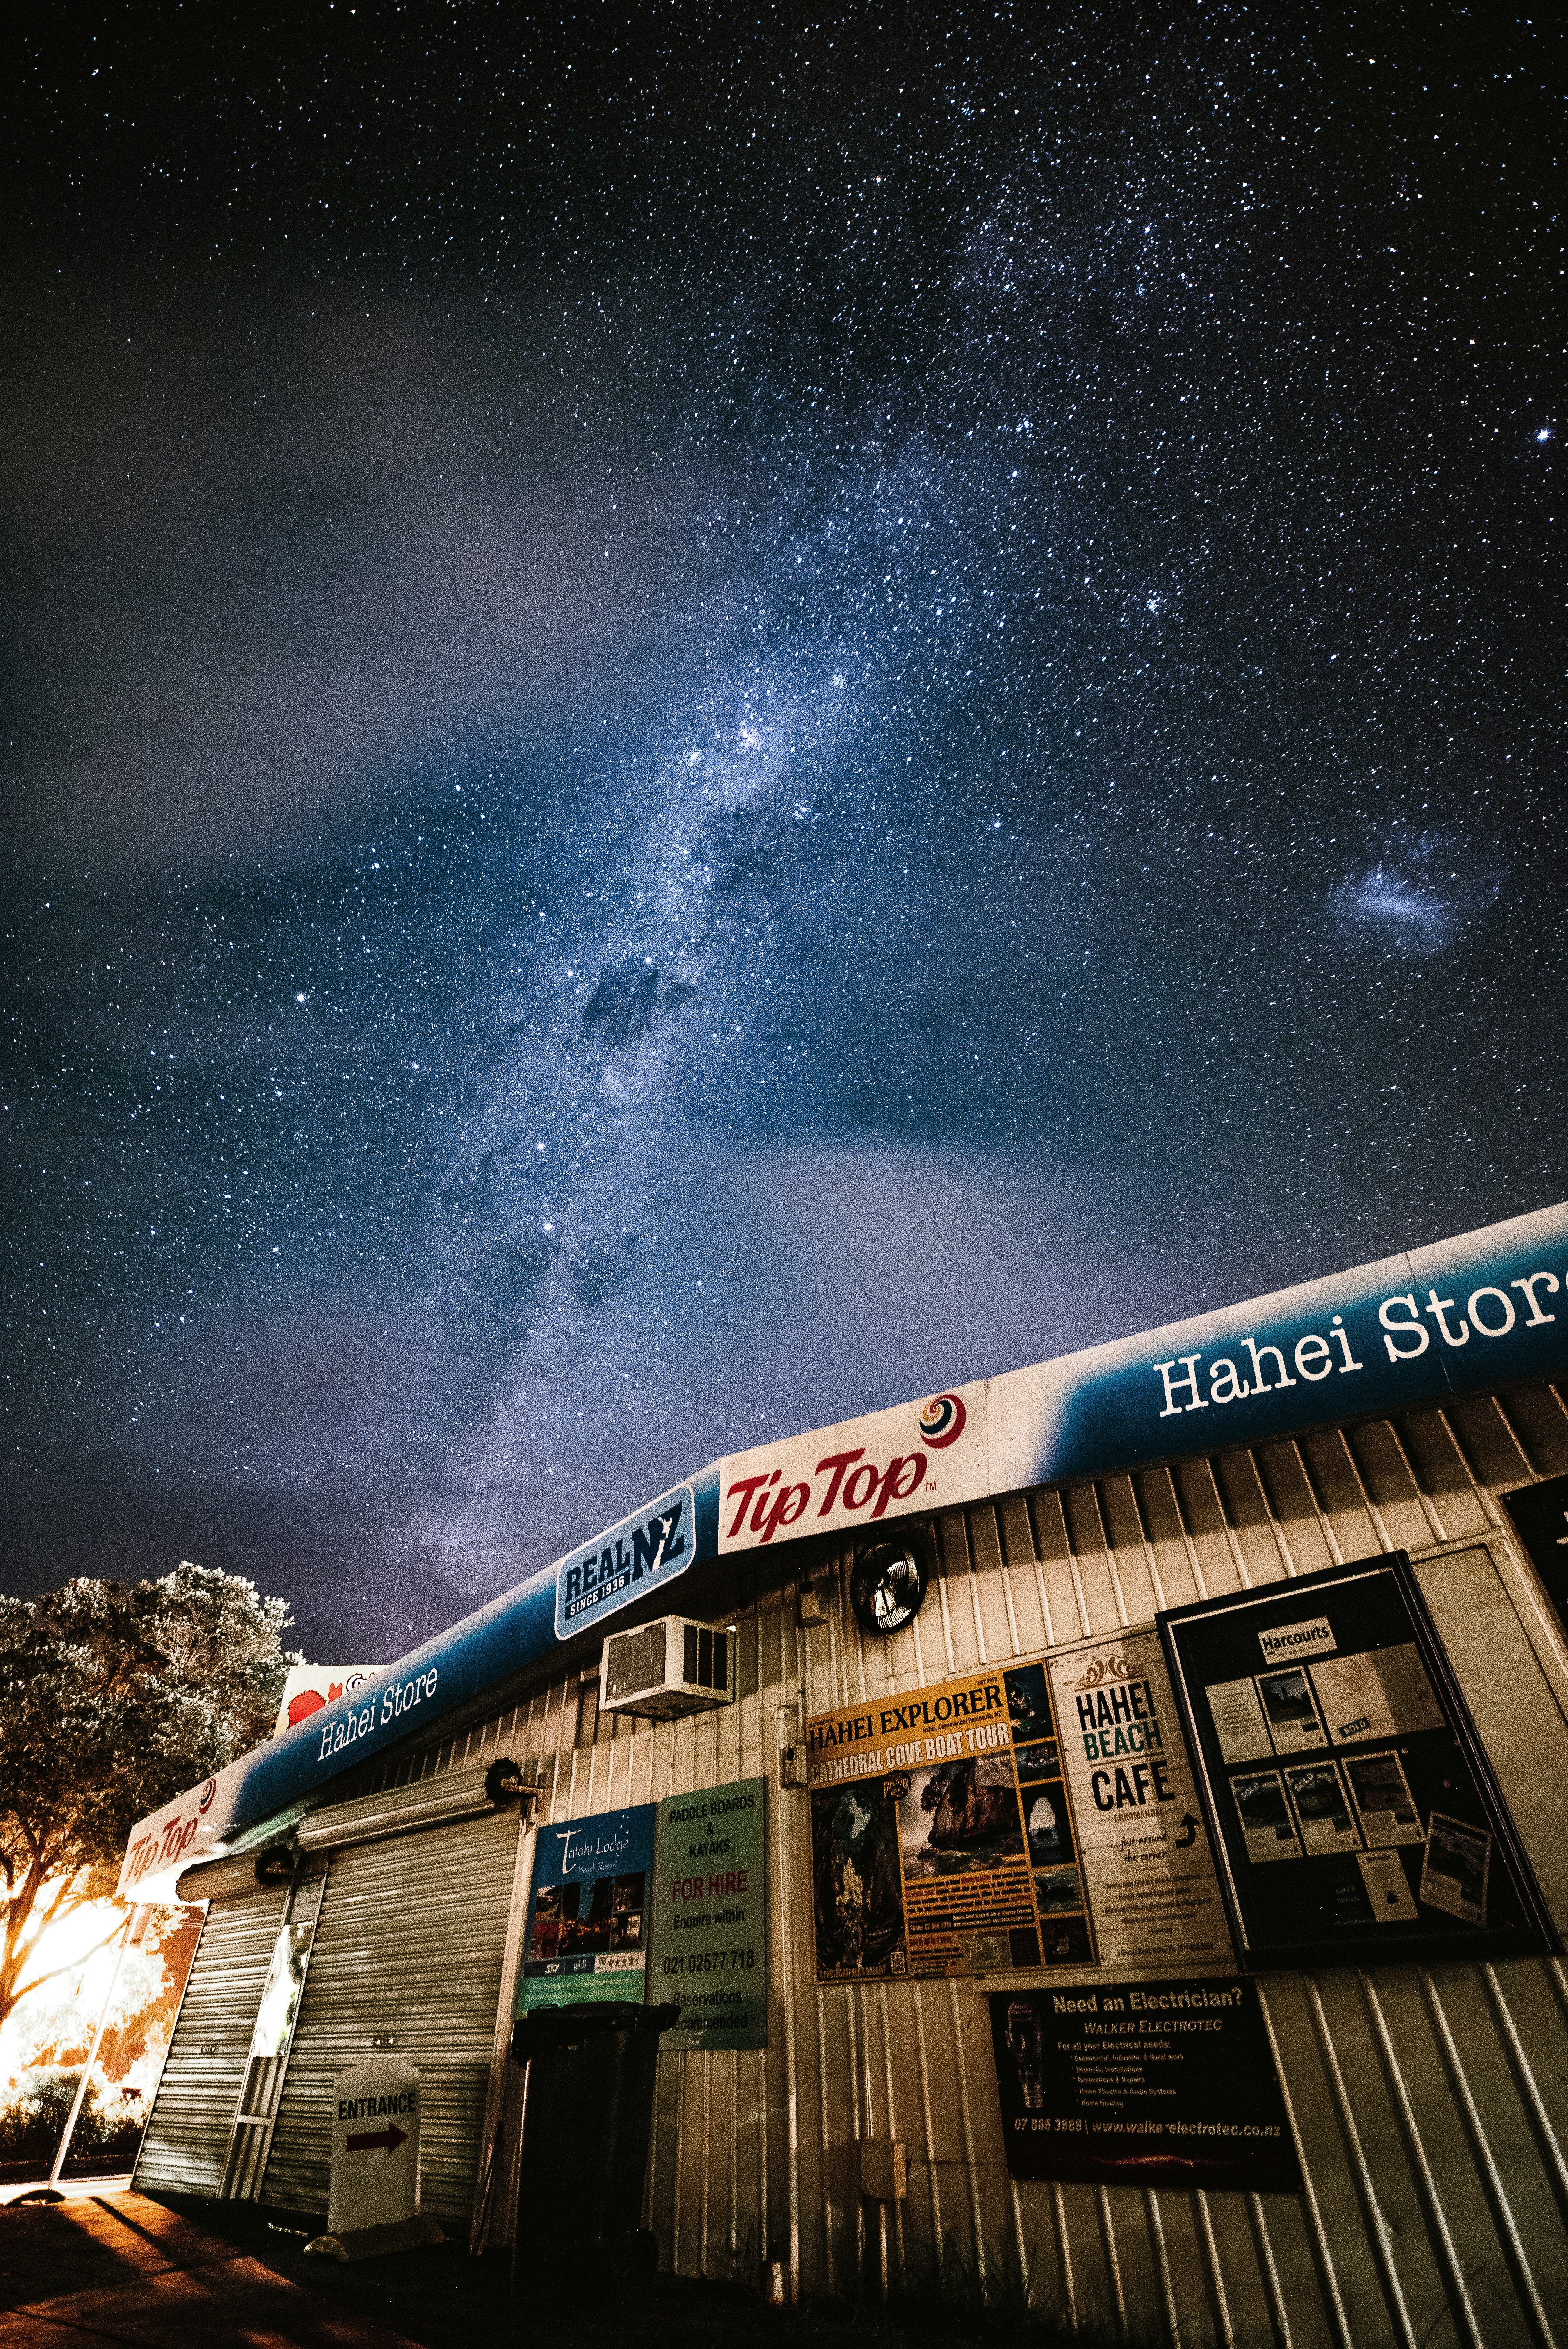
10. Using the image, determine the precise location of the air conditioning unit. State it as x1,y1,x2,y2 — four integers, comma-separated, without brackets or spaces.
599,1615,736,1721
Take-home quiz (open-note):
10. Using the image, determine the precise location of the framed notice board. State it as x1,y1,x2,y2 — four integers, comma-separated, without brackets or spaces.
1157,1553,1559,1972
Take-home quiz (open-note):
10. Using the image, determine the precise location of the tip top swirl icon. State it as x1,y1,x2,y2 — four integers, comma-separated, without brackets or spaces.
918,1393,966,1449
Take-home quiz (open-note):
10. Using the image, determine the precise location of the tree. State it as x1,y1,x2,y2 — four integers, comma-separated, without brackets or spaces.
0,1563,300,2038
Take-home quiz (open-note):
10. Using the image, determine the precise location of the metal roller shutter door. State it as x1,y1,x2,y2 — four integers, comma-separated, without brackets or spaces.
134,1884,289,2196
260,1809,520,2223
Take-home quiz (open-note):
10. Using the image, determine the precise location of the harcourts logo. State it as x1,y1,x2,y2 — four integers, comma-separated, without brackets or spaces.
918,1393,967,1449
1257,1618,1336,1665
554,1485,694,1640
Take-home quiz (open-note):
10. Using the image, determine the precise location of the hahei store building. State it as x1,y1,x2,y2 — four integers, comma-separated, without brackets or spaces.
123,1203,1568,2345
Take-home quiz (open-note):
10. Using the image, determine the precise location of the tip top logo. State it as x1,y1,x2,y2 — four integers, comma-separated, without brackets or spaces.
198,1777,218,1813
918,1393,967,1449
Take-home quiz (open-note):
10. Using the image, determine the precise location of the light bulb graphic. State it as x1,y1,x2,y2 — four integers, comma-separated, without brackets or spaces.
1005,1999,1047,2112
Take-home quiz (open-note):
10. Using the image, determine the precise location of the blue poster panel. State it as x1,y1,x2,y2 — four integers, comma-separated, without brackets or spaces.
518,1803,658,2011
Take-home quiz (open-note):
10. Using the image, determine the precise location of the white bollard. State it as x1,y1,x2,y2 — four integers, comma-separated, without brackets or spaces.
327,2057,421,2237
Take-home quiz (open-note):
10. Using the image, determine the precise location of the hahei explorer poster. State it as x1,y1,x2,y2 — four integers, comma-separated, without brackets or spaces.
805,1661,1095,1982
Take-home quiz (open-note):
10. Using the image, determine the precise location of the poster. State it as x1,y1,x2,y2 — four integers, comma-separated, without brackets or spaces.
987,1976,1301,2194
1343,1750,1424,1846
805,1661,1094,1982
519,1803,657,2011
1282,1761,1361,1857
648,1777,768,2048
1159,1553,1559,1970
1046,1628,1235,1971
1231,1771,1302,1864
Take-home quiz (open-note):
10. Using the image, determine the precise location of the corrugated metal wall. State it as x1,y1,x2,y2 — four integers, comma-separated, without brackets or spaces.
259,1811,520,2223
134,1884,289,2196
386,1379,1568,2346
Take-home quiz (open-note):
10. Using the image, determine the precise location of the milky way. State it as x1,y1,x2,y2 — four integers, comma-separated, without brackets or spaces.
4,9,1561,1653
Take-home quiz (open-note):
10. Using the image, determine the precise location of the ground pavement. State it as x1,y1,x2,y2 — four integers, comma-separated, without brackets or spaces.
0,2181,1087,2348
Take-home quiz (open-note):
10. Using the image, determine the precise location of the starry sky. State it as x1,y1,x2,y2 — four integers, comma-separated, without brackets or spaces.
4,7,1562,1660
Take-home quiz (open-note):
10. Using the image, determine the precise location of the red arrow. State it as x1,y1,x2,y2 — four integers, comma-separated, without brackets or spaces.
346,2122,408,2156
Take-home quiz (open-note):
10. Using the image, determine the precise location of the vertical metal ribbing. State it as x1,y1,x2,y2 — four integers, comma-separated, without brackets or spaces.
1303,1977,1417,2349
959,1510,990,1663
773,1703,802,2303
1164,1464,1211,1598
877,1984,906,2285
1095,2185,1127,2335
1356,1971,1484,2349
671,2046,688,2276
1022,1491,1060,1645
1142,2188,1181,2345
1421,1970,1561,2349
1008,2178,1030,2306
756,2042,769,2283
910,1599,929,1687
1337,1428,1395,1553
1383,1418,1449,1543
1550,1959,1568,2035
947,1977,988,2296
1190,2190,1236,2349
1481,1963,1568,2230
1435,1406,1506,1527
815,1989,836,2296
1493,1395,1543,1480
1128,1474,1170,1611
845,1984,865,2288
1203,1455,1253,1587
1244,2193,1292,2349
1291,1438,1346,1564
1090,1482,1131,1627
728,2048,739,2281
913,1982,945,2283
1247,1447,1298,1577
1254,1984,1354,2349
934,1522,958,1677
1051,2181,1076,2329
1054,1490,1093,1636
991,1503,1023,1656
825,1552,846,1706
699,2050,713,2277
545,1676,569,1823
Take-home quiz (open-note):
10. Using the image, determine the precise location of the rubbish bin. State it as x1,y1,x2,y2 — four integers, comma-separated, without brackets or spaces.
510,2000,678,2286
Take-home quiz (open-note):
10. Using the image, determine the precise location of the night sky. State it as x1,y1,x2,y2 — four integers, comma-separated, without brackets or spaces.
4,8,1562,1661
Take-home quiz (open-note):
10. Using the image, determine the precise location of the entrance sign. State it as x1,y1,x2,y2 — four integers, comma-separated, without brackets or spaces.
328,2058,421,2235
1158,1554,1560,1970
805,1660,1093,1982
1046,1629,1234,1971
519,1804,657,2011
649,1777,768,2048
987,1977,1300,2194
